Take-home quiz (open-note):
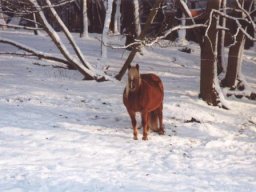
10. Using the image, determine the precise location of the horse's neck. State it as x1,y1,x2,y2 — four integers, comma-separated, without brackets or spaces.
125,77,141,98
127,89,141,111
128,89,140,98
127,84,141,100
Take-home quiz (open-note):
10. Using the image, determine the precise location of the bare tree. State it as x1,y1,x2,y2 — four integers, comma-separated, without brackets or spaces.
200,0,228,108
109,0,120,34
221,0,256,100
0,0,108,81
120,0,255,107
115,0,164,81
172,0,255,107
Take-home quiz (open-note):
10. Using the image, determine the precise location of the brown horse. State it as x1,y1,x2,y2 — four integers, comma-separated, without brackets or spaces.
123,64,164,140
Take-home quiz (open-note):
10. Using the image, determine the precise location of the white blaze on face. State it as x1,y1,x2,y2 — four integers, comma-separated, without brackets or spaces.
130,75,134,90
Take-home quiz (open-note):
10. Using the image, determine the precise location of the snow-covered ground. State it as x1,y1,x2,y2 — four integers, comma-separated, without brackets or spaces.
0,30,256,192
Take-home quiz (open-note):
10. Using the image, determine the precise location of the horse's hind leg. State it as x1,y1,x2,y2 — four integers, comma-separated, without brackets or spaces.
157,103,165,135
141,112,149,140
142,113,150,132
128,111,138,140
158,103,165,135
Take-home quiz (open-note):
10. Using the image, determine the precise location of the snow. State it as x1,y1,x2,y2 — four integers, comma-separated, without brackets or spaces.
0,30,256,192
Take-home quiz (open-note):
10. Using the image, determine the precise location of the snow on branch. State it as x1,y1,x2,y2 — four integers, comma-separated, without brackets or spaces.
102,23,207,50
235,0,255,21
146,24,207,46
129,0,256,49
179,0,193,18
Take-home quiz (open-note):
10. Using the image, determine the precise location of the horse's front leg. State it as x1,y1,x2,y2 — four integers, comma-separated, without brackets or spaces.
141,112,149,140
128,111,138,140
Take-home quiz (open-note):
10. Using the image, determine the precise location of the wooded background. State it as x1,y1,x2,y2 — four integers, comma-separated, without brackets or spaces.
0,0,255,108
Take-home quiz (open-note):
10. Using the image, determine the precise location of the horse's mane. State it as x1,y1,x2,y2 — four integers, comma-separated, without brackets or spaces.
125,65,141,98
125,83,130,98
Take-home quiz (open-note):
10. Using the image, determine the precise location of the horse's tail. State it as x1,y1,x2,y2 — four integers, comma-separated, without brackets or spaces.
149,111,159,132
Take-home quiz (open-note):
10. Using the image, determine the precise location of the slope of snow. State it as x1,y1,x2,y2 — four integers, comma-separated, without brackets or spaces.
0,30,255,192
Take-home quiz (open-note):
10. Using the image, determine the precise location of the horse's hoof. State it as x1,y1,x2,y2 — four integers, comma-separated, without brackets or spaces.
133,136,138,140
142,136,148,140
158,129,165,135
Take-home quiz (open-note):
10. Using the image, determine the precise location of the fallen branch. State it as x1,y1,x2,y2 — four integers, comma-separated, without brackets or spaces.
0,23,43,31
184,117,201,123
0,37,70,65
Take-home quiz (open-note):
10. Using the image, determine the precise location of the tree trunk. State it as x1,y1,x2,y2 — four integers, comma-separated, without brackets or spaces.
221,29,256,100
221,30,245,87
80,0,89,38
115,0,121,34
133,0,141,37
217,0,226,75
0,1,6,30
33,13,38,35
217,30,224,75
109,0,117,33
102,0,114,58
221,0,252,87
176,0,203,45
115,0,163,81
200,0,227,108
220,0,255,100
122,0,136,50
178,13,187,45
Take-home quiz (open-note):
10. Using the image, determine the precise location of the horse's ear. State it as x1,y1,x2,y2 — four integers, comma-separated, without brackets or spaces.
136,64,139,71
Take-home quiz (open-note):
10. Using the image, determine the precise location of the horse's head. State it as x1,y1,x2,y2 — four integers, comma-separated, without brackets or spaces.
127,64,141,92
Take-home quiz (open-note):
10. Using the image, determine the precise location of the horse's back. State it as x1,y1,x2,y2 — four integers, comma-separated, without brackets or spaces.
140,73,164,111
141,73,164,94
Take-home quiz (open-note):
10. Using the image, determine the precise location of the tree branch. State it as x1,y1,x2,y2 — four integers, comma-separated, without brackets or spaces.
0,23,43,31
115,0,164,80
211,9,256,41
44,0,95,71
0,37,70,65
